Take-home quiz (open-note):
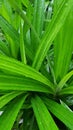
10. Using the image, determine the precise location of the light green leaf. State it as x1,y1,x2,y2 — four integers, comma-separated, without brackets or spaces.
54,0,65,14
0,94,27,130
0,54,54,90
22,0,29,8
43,97,73,130
31,0,45,51
0,16,19,57
0,16,19,46
0,0,12,23
54,7,73,80
31,95,58,130
0,75,52,93
8,0,40,43
60,86,73,95
0,91,23,108
20,20,26,64
33,0,44,37
32,0,73,70
58,70,73,89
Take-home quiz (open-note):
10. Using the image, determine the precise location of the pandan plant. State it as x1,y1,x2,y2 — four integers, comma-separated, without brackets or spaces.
0,0,73,130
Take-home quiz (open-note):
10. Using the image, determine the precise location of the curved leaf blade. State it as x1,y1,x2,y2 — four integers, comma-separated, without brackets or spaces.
0,54,54,90
0,75,52,93
0,94,27,130
58,70,73,89
0,91,23,109
60,86,73,95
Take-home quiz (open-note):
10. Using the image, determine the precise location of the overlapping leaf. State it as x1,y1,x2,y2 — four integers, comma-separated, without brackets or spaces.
58,70,73,89
32,0,73,70
0,40,10,56
0,75,52,93
0,94,27,130
0,16,19,45
31,0,45,51
0,54,54,90
0,91,23,108
43,97,73,130
54,7,73,81
31,95,58,130
60,86,73,95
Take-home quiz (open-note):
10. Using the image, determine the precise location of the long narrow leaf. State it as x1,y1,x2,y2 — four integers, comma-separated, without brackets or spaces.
0,54,54,89
54,7,73,80
58,70,73,89
0,16,19,45
0,16,19,57
43,97,73,130
31,0,45,51
20,20,26,64
31,95,58,130
0,94,27,130
0,75,52,93
0,40,10,56
8,0,40,43
32,0,73,70
0,91,23,108
60,86,73,95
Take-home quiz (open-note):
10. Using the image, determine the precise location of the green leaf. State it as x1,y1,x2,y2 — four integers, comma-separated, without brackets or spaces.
0,75,52,93
33,0,44,37
31,0,45,51
54,0,65,14
0,40,10,56
8,0,40,43
60,86,73,95
43,97,73,130
54,8,73,80
0,94,27,130
31,95,58,130
20,20,26,64
0,91,23,108
22,0,29,8
0,54,54,90
58,70,73,89
32,0,73,70
0,0,12,23
0,16,19,57
0,16,19,46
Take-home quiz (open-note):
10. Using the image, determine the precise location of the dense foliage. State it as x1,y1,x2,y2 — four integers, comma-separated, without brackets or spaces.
0,0,73,130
